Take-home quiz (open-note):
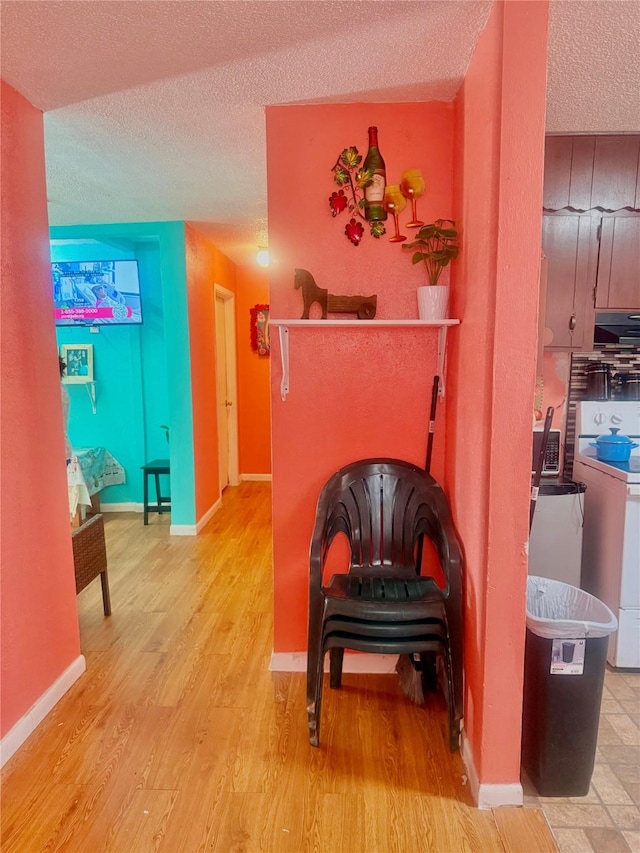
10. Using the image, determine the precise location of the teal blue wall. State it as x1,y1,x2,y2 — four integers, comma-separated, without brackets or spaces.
51,222,195,526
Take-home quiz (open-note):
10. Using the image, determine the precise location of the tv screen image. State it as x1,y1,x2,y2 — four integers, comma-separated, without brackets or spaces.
53,260,142,326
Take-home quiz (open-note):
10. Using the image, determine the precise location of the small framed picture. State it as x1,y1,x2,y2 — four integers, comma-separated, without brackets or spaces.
61,344,94,383
250,304,270,357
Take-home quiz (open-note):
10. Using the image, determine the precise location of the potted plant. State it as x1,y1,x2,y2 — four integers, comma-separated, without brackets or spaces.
403,219,460,320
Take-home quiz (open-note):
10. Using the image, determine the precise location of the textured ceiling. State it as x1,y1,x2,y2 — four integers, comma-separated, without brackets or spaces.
1,0,639,266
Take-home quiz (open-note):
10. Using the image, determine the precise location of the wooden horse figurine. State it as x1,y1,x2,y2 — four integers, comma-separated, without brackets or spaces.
294,269,377,320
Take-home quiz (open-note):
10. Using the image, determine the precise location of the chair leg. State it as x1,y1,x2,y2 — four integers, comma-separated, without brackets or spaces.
100,569,112,617
329,648,344,689
419,651,438,693
442,643,460,753
143,472,149,525
307,600,325,747
309,647,325,747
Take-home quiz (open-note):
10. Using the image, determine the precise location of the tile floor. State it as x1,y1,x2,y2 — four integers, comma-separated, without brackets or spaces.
523,669,640,853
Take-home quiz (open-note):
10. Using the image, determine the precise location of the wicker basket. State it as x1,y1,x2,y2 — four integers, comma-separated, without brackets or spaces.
72,513,111,616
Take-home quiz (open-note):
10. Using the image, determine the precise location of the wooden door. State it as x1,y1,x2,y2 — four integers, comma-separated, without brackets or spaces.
215,293,230,491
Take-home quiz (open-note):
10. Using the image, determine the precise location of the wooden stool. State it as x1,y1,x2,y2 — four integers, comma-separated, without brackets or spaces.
141,459,171,524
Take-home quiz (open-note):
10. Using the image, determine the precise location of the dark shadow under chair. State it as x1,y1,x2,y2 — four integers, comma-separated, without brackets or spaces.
306,458,464,752
72,513,111,616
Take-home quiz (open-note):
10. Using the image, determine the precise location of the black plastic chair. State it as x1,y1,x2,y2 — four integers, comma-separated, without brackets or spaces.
306,458,464,751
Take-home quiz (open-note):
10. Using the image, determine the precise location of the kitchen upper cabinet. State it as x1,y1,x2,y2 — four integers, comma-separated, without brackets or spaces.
542,213,598,350
544,136,595,210
595,214,640,309
543,135,640,211
592,137,640,210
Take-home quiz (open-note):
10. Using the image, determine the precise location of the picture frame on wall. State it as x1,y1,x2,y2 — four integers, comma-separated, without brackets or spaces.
61,343,94,383
250,304,270,357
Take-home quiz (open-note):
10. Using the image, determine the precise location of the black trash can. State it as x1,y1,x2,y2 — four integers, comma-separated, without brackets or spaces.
521,576,618,797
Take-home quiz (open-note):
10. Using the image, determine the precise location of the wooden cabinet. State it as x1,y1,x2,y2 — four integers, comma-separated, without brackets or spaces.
542,213,598,350
543,136,595,210
544,135,640,211
595,214,640,309
542,136,640,349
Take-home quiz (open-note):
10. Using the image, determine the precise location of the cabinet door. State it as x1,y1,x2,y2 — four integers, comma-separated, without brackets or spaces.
596,214,640,309
543,136,594,210
542,214,597,349
592,137,640,210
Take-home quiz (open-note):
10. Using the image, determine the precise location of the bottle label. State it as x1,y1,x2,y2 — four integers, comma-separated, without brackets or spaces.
365,173,385,203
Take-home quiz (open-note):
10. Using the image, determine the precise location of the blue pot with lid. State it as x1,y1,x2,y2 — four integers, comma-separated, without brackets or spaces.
590,428,639,463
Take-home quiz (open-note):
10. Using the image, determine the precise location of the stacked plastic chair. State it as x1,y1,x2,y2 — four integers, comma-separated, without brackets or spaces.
306,458,464,751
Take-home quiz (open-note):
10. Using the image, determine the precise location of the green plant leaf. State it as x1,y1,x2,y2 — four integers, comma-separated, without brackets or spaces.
334,167,350,186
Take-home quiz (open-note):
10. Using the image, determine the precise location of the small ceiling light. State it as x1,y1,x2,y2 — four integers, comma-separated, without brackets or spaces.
256,248,270,268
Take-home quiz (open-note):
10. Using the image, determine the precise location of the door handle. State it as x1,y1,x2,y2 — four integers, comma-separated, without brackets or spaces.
225,400,233,407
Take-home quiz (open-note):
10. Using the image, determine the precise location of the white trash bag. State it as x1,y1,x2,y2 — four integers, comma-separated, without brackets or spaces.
526,576,618,640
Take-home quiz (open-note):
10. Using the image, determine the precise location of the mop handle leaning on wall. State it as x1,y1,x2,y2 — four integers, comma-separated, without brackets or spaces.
530,406,555,532
425,375,440,474
415,375,440,574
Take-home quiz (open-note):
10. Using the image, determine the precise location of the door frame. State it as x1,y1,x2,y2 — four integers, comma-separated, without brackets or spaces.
214,284,239,489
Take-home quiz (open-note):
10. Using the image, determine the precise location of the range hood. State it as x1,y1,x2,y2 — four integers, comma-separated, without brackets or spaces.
594,311,640,345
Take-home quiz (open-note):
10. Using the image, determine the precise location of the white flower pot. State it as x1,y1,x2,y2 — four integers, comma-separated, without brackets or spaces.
417,285,449,321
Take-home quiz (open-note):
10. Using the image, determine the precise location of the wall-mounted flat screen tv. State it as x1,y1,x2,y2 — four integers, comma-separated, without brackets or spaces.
53,260,142,326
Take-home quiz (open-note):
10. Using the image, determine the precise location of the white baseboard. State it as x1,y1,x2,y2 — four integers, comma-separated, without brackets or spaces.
270,652,400,673
0,655,86,768
169,524,197,536
196,498,221,533
462,729,523,808
241,474,272,482
101,502,142,512
101,503,204,536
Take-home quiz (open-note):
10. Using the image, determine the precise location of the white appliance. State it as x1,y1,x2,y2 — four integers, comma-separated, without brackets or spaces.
573,401,640,668
529,479,586,587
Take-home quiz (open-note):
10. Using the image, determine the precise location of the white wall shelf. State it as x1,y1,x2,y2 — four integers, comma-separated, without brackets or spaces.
270,319,460,401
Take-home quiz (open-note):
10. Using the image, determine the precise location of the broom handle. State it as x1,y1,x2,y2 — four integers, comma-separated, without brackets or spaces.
530,406,555,532
416,376,440,573
425,375,440,474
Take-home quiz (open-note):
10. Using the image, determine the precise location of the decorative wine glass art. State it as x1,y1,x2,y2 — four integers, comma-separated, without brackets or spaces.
383,185,407,243
400,169,425,228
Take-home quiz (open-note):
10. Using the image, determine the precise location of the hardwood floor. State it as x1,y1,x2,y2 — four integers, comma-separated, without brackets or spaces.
1,482,557,852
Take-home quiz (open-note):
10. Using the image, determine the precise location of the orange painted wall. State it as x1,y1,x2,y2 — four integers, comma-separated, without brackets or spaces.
267,103,454,652
236,265,271,475
1,81,81,737
449,0,548,784
185,224,238,519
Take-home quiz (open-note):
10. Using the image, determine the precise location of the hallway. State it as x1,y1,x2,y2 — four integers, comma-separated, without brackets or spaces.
1,483,556,852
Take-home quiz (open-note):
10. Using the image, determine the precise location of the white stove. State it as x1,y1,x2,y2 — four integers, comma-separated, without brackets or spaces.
574,401,640,668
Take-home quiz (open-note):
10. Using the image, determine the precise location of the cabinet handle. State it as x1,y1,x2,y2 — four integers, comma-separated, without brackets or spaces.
568,312,576,333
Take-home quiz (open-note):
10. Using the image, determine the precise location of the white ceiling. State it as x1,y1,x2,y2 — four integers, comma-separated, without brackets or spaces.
1,0,639,266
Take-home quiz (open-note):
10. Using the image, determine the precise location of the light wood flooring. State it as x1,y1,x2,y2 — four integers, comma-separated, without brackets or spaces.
1,482,557,852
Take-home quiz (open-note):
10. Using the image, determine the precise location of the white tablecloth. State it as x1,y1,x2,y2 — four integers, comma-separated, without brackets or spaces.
67,447,126,520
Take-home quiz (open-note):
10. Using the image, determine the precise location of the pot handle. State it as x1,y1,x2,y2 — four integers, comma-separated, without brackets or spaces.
631,442,639,449
589,442,598,448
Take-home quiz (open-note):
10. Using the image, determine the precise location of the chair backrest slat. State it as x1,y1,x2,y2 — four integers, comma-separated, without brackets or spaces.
313,458,461,597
